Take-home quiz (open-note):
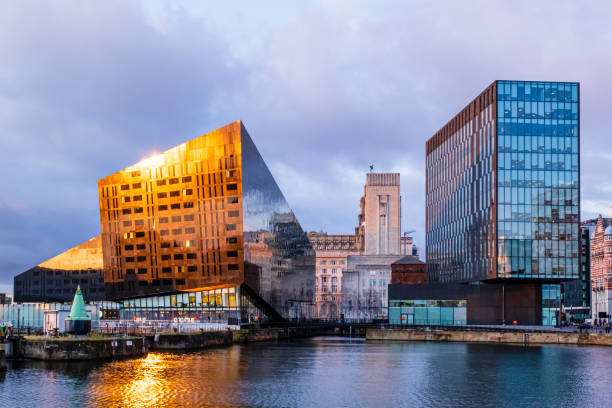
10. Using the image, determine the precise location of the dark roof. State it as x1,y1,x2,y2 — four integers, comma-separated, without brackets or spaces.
392,255,425,266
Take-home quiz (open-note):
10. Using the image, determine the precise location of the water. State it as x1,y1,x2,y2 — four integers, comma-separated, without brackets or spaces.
2,337,611,407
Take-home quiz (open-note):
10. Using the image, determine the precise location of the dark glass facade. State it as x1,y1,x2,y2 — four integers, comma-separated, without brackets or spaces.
14,236,105,303
426,81,580,284
98,121,315,320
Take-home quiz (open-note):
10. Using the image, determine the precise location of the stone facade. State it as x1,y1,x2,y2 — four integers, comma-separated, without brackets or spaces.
357,173,401,255
307,233,360,319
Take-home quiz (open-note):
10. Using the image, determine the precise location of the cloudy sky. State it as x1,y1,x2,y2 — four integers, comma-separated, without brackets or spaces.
1,0,611,293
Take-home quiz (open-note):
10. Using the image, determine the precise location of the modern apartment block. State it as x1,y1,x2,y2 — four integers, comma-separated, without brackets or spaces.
97,121,315,321
391,81,580,326
13,236,106,303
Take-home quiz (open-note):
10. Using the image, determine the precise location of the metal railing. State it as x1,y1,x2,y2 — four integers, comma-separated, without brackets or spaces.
92,320,240,336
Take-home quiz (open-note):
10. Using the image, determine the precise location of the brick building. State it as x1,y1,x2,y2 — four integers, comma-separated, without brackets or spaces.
590,215,612,320
391,255,426,284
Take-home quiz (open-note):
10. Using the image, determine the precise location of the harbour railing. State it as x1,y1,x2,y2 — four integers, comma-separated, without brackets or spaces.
92,320,240,335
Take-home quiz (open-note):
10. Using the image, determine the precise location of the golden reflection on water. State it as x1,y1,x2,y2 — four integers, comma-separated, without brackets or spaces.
86,347,244,407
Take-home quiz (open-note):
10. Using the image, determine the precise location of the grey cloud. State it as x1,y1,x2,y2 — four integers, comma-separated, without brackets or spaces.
1,0,612,288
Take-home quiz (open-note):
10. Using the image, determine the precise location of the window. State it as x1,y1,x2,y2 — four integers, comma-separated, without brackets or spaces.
137,256,146,262
134,207,143,213
157,192,167,199
158,205,168,211
185,227,195,234
226,183,238,191
123,221,132,227
226,237,238,244
320,260,327,265
183,202,194,209
332,268,337,274
135,219,144,226
160,230,169,236
125,244,134,250
136,244,145,250
228,264,239,270
170,190,180,197
187,266,197,272
227,197,238,204
126,257,135,262
131,171,141,177
159,217,169,223
226,224,236,231
171,203,181,209
122,209,131,215
183,189,193,196
133,195,142,201
176,279,185,285
174,254,184,260
121,184,130,190
171,228,181,235
227,250,238,257
161,254,170,260
162,267,171,273
169,178,179,184
172,215,181,222
132,183,141,189
182,176,192,183
135,231,145,238
184,214,195,221
122,196,131,203
161,242,171,248
137,268,147,274
187,253,197,259
228,210,239,217
156,180,166,186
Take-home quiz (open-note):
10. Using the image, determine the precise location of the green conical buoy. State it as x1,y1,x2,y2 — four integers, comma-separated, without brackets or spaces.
67,285,90,321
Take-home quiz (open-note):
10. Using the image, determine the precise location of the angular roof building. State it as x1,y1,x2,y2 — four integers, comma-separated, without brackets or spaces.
97,121,315,321
13,236,105,303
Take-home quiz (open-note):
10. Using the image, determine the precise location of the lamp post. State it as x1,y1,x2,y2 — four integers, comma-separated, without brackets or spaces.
17,304,21,336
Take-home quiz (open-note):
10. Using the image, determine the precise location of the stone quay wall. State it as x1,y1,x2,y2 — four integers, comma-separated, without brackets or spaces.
366,328,612,346
16,337,146,360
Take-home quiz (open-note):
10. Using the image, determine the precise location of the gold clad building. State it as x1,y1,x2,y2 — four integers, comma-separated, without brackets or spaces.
97,121,315,321
13,236,105,302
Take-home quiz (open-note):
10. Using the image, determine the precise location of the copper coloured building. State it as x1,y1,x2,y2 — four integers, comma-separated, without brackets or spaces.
97,121,315,321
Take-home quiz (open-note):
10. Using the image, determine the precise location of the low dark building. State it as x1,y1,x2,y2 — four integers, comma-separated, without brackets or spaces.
391,256,425,284
13,236,105,303
389,282,549,326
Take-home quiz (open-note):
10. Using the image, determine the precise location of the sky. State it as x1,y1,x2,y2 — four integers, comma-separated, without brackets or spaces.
1,0,611,294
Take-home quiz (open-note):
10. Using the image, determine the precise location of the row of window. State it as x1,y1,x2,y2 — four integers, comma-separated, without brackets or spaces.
121,176,193,191
318,268,342,274
124,263,240,275
319,260,346,265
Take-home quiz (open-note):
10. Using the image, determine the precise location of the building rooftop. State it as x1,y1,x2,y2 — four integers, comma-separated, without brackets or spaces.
392,255,425,266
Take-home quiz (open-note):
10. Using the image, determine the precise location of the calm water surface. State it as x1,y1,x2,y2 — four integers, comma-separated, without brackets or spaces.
2,337,611,407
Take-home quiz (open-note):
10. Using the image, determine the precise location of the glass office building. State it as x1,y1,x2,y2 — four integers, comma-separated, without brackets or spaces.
14,236,106,303
98,121,315,321
424,81,580,325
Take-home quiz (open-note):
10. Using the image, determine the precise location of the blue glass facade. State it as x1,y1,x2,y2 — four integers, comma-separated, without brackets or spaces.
497,81,579,279
426,81,580,286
